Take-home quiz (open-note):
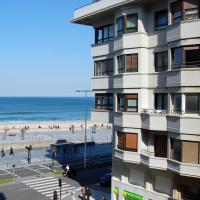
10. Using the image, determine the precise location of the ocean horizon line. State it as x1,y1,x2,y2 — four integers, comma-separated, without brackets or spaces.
0,96,94,98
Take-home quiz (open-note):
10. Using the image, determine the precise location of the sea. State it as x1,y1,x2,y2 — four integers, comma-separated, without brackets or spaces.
0,97,95,123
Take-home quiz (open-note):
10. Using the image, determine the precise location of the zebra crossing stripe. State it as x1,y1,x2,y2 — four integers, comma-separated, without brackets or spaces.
23,176,55,183
36,183,70,191
27,179,58,187
23,177,78,199
38,184,71,192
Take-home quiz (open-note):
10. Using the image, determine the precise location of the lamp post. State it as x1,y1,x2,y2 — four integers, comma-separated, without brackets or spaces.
76,90,92,168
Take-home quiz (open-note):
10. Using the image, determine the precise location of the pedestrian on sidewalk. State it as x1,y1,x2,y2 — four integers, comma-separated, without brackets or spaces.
81,187,86,199
101,196,106,200
85,186,92,200
53,190,58,200
10,147,14,155
1,148,5,157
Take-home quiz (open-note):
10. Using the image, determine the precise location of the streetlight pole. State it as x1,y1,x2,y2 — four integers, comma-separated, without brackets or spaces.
76,90,92,169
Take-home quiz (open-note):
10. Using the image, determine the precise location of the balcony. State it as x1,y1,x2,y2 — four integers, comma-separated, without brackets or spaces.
114,148,140,164
114,112,141,128
91,41,113,57
91,76,113,90
167,114,200,135
91,109,113,123
167,67,200,87
141,110,167,131
141,150,168,170
113,32,148,52
148,72,167,88
167,19,200,42
168,159,200,178
113,73,148,89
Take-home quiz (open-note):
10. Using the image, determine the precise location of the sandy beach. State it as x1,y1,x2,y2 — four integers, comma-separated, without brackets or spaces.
0,121,111,133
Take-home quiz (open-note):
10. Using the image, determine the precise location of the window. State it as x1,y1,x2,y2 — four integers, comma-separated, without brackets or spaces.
172,94,182,113
117,55,125,73
117,54,138,73
170,139,181,161
171,1,182,23
171,0,200,23
117,131,138,151
181,184,200,200
94,59,113,76
126,14,138,33
154,135,167,158
95,94,113,110
186,94,200,114
155,93,168,110
155,51,168,72
117,14,138,36
155,10,168,30
117,94,138,112
183,0,200,20
172,47,183,68
182,141,199,164
185,46,200,67
170,139,200,164
95,24,113,44
126,54,138,72
172,46,200,69
117,17,124,36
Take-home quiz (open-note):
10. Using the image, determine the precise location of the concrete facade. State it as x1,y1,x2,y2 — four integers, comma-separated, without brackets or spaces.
72,0,200,199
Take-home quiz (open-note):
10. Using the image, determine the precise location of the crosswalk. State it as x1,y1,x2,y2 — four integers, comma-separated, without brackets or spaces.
23,176,78,199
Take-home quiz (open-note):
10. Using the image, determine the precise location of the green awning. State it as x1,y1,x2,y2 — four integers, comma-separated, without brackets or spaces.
123,190,143,200
114,187,119,195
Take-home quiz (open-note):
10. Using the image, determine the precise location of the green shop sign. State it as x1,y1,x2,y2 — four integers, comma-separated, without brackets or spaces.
114,187,119,195
123,190,143,200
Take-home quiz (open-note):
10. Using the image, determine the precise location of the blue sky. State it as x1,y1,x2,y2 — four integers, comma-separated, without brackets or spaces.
0,0,93,97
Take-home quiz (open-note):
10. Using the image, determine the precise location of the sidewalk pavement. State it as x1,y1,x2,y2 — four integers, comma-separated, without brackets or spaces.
66,184,111,200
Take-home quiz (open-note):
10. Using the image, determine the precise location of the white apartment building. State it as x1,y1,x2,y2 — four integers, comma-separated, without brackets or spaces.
72,0,200,199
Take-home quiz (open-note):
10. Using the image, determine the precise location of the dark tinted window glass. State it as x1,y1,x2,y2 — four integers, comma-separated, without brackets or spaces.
126,14,138,33
186,95,199,113
117,17,123,36
172,47,182,67
155,10,168,30
155,52,168,72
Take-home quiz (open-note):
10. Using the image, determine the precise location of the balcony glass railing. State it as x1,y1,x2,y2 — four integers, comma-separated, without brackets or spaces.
142,109,167,114
172,61,200,70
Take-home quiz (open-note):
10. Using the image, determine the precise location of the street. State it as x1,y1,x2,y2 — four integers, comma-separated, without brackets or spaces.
0,142,112,200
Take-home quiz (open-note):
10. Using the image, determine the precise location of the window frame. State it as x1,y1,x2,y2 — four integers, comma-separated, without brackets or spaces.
117,54,138,74
126,13,138,33
185,94,200,114
117,131,138,152
154,9,168,31
94,59,113,77
155,93,168,111
117,94,138,112
95,24,114,44
154,51,168,72
116,16,124,36
95,94,113,111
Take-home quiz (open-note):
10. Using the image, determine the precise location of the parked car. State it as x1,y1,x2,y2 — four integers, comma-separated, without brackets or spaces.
99,172,111,187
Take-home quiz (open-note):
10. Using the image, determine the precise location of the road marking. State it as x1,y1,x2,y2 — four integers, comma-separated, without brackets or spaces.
38,164,51,170
23,176,55,183
23,177,79,199
25,167,40,173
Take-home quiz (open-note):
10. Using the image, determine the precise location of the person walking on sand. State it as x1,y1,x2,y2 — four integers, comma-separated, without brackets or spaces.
10,147,14,155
